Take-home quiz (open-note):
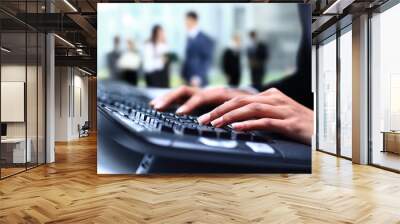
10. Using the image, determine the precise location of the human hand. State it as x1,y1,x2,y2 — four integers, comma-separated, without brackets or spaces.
149,85,252,115
197,88,313,145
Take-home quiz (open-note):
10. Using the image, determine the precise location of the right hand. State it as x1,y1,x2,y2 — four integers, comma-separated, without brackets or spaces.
197,88,314,145
149,85,252,115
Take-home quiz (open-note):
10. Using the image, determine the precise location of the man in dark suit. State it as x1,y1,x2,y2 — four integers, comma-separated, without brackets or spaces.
182,11,214,87
247,31,269,90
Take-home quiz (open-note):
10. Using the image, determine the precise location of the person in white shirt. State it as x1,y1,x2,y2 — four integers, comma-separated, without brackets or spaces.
143,25,169,87
117,39,141,85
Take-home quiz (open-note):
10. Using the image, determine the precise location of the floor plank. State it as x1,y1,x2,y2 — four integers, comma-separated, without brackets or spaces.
1,134,400,224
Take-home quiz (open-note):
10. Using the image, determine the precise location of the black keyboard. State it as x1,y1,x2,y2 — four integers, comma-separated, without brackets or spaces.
98,91,271,143
97,81,311,174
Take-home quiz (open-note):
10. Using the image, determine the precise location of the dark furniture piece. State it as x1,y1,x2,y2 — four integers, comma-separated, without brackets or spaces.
78,121,90,138
382,131,400,154
1,123,7,138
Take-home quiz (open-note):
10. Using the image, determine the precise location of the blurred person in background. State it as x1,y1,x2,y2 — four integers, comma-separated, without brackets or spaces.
247,31,269,90
117,39,141,86
182,11,214,87
143,25,170,87
222,34,242,87
107,36,122,79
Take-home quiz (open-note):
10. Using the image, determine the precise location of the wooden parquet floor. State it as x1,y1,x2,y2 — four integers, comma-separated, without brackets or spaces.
1,134,400,224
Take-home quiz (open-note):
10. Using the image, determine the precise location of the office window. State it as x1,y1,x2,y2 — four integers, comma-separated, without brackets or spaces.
0,1,46,179
370,3,400,171
339,28,352,158
1,31,28,178
317,36,337,154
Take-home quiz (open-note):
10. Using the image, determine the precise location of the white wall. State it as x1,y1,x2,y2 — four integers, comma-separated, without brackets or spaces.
71,74,89,138
55,67,69,141
54,67,89,141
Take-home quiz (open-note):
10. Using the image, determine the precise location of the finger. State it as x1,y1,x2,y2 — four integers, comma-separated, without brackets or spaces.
259,88,292,105
176,94,204,115
151,86,194,111
177,87,231,115
231,118,287,133
259,87,281,96
211,103,282,127
199,95,279,125
198,96,252,125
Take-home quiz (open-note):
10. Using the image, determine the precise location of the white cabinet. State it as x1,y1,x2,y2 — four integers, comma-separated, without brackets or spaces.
1,138,32,163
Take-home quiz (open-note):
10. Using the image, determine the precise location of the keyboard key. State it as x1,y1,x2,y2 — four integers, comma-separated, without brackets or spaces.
160,124,174,133
215,128,231,139
182,126,199,136
252,134,272,143
198,126,217,138
179,118,193,123
233,131,252,141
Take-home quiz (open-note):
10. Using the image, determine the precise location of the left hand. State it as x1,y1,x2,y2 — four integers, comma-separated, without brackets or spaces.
197,88,314,145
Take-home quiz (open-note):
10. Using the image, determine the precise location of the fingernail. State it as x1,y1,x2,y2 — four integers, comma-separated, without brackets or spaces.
150,97,160,104
232,122,243,130
150,99,157,105
176,106,187,114
197,114,210,124
154,101,165,110
211,117,223,127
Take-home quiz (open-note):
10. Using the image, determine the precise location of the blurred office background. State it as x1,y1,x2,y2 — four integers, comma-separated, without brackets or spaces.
97,3,302,87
